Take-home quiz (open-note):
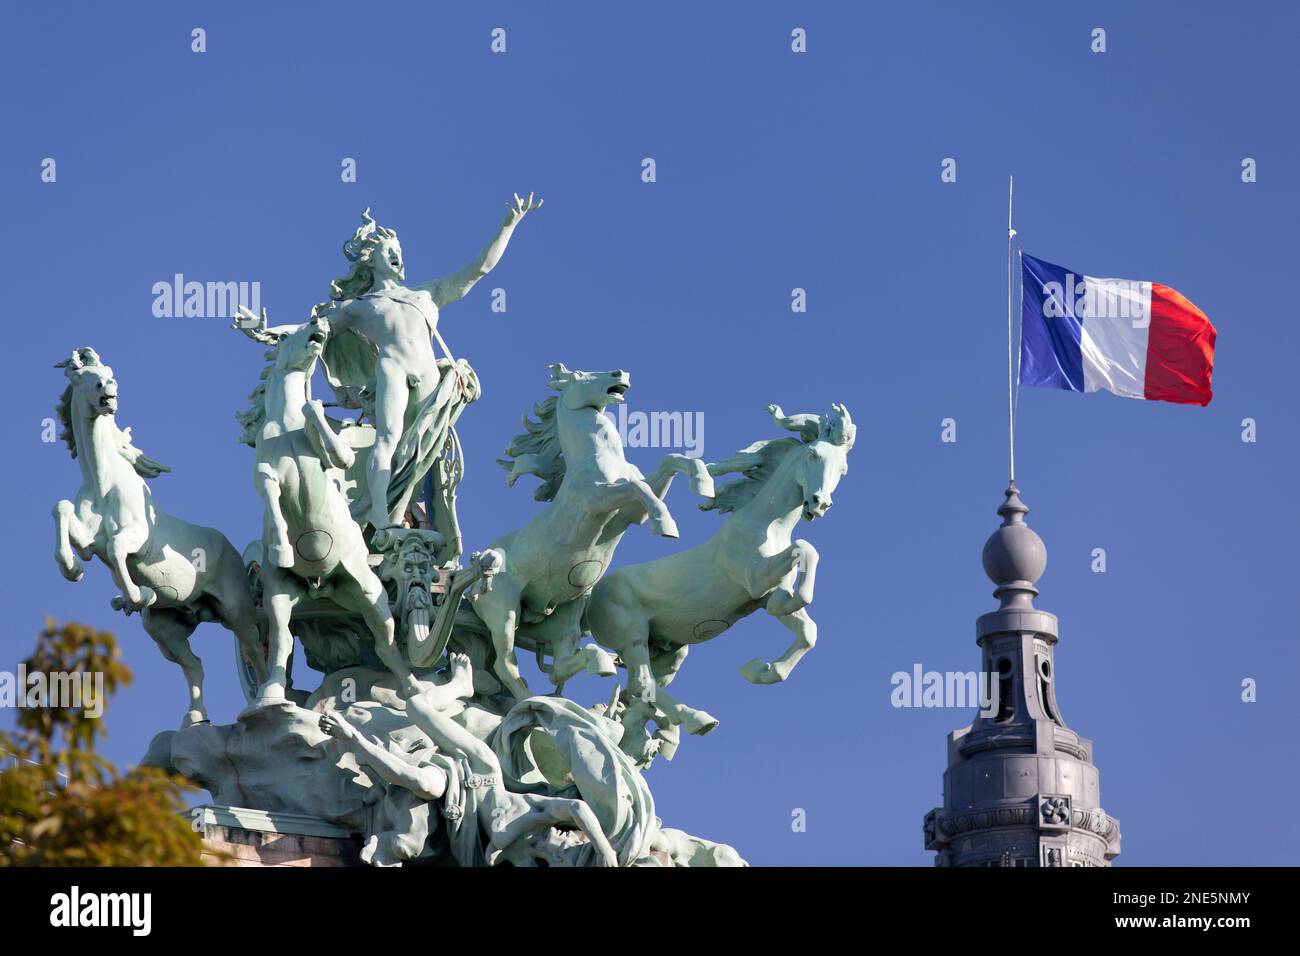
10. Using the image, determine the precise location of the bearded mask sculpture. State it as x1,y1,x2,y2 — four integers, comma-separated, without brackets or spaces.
377,531,446,656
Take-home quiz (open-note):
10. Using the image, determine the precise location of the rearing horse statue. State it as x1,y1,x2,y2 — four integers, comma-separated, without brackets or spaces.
52,348,267,726
584,403,855,764
468,363,714,699
235,312,414,703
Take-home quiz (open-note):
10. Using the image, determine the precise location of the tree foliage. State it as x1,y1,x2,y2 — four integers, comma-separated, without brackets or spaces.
0,620,207,866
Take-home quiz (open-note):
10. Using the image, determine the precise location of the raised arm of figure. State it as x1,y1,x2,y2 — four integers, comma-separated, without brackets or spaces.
319,710,447,802
233,302,358,344
416,193,543,308
232,305,305,344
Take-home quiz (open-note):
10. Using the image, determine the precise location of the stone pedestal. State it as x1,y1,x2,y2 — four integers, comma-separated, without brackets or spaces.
195,805,362,867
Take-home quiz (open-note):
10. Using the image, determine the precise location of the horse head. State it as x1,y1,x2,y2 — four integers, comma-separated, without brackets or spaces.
273,312,331,376
56,348,117,419
547,362,630,412
788,403,855,521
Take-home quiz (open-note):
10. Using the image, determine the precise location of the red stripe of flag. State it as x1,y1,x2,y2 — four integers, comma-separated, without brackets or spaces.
1144,283,1216,406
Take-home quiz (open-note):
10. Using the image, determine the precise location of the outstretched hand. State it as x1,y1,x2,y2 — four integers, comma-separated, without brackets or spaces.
504,191,544,226
233,305,295,346
233,305,266,333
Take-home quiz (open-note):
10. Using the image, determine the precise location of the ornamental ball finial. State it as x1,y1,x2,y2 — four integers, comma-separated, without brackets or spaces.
981,482,1047,605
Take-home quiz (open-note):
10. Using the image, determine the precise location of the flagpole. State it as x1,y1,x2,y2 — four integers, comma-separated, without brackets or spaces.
1006,175,1016,484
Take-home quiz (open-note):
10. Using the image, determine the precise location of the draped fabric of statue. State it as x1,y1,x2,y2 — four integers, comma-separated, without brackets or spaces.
494,697,657,866
385,359,478,562
414,751,488,867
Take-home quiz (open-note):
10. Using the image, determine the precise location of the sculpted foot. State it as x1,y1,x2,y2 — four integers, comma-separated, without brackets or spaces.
447,652,475,699
319,710,356,742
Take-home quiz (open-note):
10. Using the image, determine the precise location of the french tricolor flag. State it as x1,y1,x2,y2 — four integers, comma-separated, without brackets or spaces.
1019,254,1217,406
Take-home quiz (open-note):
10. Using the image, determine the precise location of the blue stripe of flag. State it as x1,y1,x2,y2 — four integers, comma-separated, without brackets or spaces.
1020,253,1084,392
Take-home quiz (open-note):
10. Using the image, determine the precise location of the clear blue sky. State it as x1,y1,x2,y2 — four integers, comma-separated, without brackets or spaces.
3,1,1296,865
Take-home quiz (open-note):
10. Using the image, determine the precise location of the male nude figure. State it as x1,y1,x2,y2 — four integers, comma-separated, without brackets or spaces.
238,194,542,533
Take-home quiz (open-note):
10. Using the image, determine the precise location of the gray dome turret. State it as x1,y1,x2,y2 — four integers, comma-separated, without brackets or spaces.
924,482,1121,867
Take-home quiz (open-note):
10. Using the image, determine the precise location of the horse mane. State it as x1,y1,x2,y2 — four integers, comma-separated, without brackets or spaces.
235,351,276,446
700,437,803,515
497,395,565,501
55,383,77,458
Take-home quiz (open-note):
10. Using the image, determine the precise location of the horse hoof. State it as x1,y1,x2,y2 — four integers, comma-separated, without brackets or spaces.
740,658,782,684
585,647,618,678
684,711,720,736
269,543,294,569
58,559,84,582
497,671,532,701
652,726,682,760
655,518,680,539
181,711,209,728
